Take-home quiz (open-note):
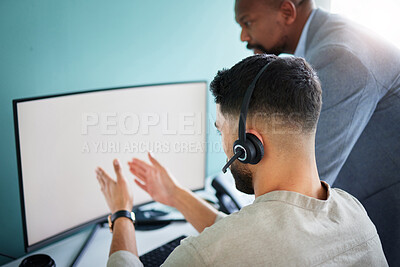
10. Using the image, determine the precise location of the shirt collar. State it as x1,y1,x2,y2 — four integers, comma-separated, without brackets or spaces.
294,9,316,58
253,181,331,212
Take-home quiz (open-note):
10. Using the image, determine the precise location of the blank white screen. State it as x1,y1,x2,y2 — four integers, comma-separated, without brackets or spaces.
16,82,207,247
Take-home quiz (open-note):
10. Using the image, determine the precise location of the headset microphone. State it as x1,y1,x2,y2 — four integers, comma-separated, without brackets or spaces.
222,61,271,173
222,150,244,173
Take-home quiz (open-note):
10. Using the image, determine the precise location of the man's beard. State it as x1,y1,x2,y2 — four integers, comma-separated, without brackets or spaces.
230,161,255,194
246,37,288,56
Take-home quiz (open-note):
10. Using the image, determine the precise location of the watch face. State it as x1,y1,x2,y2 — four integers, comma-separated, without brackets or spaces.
130,212,136,223
108,215,113,233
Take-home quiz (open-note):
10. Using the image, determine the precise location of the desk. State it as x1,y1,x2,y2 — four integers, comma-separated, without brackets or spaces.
78,221,198,266
3,221,198,267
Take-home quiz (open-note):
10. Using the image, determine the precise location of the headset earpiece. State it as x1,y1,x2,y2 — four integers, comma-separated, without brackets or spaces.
232,133,264,164
245,133,264,164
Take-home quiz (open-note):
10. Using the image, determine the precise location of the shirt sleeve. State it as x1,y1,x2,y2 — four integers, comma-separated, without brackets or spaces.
161,238,207,267
309,45,377,185
107,250,143,267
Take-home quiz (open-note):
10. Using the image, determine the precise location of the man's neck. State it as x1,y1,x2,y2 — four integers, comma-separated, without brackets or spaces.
286,5,315,54
253,151,326,200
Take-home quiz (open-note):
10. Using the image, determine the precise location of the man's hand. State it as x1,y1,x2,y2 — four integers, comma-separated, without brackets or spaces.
128,152,182,208
96,159,133,214
128,152,220,232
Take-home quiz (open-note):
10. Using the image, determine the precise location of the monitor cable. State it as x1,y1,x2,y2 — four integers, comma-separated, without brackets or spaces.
0,252,17,260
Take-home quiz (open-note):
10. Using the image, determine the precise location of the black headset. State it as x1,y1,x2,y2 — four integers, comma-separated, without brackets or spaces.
222,61,271,173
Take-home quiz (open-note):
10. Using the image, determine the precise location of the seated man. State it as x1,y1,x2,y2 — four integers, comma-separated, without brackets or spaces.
95,55,388,266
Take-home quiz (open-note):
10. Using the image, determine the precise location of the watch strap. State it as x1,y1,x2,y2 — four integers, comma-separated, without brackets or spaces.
108,210,135,232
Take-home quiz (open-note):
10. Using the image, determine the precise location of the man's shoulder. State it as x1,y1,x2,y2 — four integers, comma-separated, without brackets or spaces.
170,190,384,266
194,189,375,245
307,9,365,49
177,202,295,265
199,201,298,239
330,187,373,222
306,9,400,66
191,201,280,243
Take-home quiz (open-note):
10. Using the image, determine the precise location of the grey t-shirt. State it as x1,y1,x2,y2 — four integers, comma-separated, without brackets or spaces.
108,182,388,266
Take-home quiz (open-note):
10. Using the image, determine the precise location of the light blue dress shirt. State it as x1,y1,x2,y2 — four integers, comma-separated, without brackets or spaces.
294,9,316,58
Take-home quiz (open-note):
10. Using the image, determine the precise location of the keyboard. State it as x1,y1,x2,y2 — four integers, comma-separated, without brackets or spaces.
139,235,187,267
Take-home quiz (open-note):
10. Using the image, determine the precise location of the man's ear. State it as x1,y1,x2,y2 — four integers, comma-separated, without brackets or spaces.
247,129,264,146
279,0,297,25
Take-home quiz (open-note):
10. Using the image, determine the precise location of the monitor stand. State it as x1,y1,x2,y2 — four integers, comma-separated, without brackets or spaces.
71,223,102,267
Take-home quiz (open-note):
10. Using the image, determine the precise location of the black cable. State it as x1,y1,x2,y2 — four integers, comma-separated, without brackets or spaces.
0,252,17,260
70,223,101,267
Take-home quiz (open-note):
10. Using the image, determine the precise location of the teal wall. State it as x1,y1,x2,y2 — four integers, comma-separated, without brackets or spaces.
0,0,250,263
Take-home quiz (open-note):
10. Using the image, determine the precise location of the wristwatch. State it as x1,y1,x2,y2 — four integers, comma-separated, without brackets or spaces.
108,210,136,233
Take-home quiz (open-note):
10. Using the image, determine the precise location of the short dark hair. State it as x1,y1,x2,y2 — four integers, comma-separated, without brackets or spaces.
210,54,322,133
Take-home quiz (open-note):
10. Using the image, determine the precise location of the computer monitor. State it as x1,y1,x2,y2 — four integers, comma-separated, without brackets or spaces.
13,82,207,252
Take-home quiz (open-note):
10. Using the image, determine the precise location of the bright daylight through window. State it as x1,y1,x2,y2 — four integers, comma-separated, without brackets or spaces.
331,0,400,48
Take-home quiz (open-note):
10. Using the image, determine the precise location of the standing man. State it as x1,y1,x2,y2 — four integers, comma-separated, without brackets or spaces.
234,0,400,264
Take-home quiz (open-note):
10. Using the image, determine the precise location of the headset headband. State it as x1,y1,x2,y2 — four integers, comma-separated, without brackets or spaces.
238,62,271,141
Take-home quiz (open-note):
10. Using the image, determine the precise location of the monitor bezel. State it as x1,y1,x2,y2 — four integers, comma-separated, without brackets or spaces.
13,81,208,252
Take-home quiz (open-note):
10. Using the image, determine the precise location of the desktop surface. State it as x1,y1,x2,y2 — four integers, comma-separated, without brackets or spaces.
3,222,198,267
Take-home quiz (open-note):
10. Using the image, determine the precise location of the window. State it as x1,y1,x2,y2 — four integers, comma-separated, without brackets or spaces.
331,0,400,48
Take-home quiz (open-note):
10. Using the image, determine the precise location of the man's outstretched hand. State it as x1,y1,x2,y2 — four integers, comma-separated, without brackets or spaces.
128,152,182,208
96,159,133,214
97,153,219,233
